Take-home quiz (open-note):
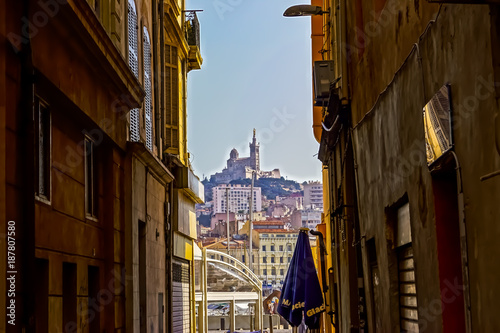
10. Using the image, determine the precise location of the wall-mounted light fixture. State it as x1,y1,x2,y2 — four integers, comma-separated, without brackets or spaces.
283,5,329,17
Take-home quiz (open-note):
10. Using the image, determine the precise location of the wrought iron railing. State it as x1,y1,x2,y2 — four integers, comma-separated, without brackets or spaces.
185,11,200,50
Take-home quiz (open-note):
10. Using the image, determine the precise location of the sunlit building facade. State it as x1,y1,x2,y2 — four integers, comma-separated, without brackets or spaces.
212,184,262,214
299,0,500,332
0,0,203,332
253,229,298,291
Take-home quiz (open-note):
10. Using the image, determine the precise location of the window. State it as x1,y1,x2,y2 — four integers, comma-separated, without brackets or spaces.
271,267,276,275
263,257,267,263
271,256,275,263
85,138,97,218
35,97,51,201
242,255,245,263
279,245,283,251
143,28,153,150
270,245,275,251
262,245,266,252
263,269,267,276
280,269,284,276
287,244,292,251
127,0,139,141
94,0,100,18
164,43,180,154
288,256,291,263
280,257,283,263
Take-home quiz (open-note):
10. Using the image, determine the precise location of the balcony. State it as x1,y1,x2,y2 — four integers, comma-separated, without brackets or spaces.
175,166,204,204
185,11,203,70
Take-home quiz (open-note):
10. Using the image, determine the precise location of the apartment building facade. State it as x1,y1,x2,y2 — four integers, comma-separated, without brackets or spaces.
0,0,203,332
303,181,323,210
212,184,262,214
295,0,500,332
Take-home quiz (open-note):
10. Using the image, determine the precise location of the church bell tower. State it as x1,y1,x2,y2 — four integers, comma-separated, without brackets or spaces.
249,129,260,171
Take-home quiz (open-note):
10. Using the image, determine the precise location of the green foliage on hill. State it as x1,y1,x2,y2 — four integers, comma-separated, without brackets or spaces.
202,177,302,202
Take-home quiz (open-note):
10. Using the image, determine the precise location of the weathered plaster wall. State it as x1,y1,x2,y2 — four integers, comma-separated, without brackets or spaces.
352,4,500,331
130,157,167,333
346,0,440,125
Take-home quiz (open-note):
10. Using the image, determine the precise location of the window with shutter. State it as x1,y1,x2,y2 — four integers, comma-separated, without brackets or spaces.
35,97,51,201
127,0,139,142
85,137,98,219
143,27,153,151
165,44,179,153
127,0,139,78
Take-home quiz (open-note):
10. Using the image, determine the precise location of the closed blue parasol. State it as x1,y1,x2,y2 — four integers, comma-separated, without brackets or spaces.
277,228,325,329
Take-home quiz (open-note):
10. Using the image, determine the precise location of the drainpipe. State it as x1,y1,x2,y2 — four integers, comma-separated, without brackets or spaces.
339,0,349,101
167,181,174,333
152,0,162,159
160,0,165,159
19,0,36,329
310,229,329,304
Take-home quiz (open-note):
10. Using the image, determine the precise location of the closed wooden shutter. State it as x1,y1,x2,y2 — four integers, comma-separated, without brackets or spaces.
165,44,179,154
143,28,153,150
127,0,139,141
172,259,191,333
398,245,419,332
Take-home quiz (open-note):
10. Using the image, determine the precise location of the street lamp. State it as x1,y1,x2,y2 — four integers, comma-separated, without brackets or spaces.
283,4,329,17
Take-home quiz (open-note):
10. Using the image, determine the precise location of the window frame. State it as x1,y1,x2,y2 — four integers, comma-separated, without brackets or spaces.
34,96,52,204
84,136,98,220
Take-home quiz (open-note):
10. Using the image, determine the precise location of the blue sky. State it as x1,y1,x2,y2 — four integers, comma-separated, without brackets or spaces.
186,0,322,183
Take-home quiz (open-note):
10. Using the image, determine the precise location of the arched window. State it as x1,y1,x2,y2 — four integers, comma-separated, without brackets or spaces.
143,27,153,150
127,0,139,141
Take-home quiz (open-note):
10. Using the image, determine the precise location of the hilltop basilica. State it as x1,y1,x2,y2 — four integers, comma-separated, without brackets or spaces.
210,130,281,183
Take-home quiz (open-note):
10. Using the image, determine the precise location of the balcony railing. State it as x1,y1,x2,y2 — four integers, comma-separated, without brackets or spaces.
185,11,203,70
185,11,200,50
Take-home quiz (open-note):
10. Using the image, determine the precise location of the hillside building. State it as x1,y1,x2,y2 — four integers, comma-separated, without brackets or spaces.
212,184,262,214
303,181,323,210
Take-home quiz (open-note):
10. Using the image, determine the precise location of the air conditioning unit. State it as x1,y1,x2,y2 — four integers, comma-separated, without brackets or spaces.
313,60,335,106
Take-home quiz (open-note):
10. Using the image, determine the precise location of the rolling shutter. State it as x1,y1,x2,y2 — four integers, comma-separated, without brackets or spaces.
173,259,191,333
396,203,419,332
399,246,419,332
